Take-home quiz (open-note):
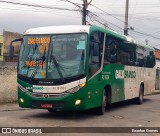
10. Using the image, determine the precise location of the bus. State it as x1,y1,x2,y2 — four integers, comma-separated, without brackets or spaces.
13,25,156,115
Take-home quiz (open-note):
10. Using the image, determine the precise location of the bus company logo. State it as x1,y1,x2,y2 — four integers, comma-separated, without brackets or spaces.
124,70,136,78
43,94,49,98
26,86,44,91
115,70,136,79
32,86,44,91
115,70,124,79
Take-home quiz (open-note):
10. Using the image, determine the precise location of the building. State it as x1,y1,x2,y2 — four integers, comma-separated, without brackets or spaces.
3,31,22,56
0,35,4,61
155,48,160,69
155,48,160,89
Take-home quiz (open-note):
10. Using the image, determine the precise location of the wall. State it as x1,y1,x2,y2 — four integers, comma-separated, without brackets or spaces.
3,31,22,55
156,69,160,90
0,66,17,104
155,48,160,68
156,60,160,69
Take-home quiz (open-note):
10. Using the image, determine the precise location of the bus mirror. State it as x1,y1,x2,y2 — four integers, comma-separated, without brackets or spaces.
93,43,99,56
10,38,23,59
10,38,23,46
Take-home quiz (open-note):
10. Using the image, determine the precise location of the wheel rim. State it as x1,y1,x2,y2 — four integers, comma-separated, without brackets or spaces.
139,86,143,103
102,92,107,112
140,91,143,102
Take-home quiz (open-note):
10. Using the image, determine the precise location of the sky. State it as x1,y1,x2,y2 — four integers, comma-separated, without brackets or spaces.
0,0,160,48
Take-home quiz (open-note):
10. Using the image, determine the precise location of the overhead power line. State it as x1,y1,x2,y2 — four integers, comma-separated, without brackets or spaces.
90,4,126,25
59,0,82,8
0,0,79,11
89,3,160,43
88,11,124,31
0,6,81,18
1,0,160,44
132,30,160,40
59,0,93,25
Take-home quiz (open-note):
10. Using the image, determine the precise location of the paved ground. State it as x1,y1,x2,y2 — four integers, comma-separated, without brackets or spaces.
0,93,160,136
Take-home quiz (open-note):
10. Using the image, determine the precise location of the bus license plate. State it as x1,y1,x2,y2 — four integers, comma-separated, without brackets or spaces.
41,104,53,108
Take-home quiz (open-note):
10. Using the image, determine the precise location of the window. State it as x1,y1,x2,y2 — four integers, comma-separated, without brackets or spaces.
89,31,104,78
104,35,122,65
104,35,155,68
47,33,87,79
135,46,145,67
144,49,155,68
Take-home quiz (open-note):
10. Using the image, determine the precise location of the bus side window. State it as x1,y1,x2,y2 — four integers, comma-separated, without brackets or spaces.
104,36,121,65
89,31,104,78
145,50,155,68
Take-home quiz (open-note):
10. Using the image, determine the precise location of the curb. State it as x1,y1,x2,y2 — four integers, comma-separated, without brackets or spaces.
0,108,33,112
0,103,32,111
151,90,160,95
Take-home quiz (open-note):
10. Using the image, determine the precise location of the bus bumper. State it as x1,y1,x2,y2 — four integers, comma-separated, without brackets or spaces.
18,89,87,111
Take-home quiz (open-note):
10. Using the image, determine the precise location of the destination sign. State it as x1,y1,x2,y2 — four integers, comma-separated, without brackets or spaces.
28,37,50,45
25,61,46,67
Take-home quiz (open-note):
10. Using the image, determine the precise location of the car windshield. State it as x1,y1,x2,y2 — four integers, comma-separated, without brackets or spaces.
18,33,87,80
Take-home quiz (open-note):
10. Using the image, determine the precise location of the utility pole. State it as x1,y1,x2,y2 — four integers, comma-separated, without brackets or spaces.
82,0,87,25
124,0,129,35
82,0,92,25
62,0,92,25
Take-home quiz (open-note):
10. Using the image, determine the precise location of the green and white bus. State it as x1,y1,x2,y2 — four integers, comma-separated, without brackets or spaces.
15,25,156,115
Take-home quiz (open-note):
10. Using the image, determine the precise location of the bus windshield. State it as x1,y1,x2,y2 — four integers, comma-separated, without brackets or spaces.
18,33,87,80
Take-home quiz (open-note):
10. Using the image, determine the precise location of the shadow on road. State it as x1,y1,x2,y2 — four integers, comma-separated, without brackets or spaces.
105,98,152,112
28,110,97,121
26,98,152,120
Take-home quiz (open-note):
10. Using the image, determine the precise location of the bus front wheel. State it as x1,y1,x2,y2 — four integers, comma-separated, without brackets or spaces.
95,90,107,115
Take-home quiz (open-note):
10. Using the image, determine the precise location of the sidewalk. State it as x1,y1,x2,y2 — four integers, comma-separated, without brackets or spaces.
0,103,31,111
152,89,160,95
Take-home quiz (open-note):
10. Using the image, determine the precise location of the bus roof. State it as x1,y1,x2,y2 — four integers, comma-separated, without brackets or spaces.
24,25,90,35
89,25,154,50
24,25,154,50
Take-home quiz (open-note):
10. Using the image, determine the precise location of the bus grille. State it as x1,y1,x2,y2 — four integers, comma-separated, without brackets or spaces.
26,92,68,98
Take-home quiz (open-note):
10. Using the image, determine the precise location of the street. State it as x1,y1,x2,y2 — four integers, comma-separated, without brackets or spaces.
0,94,160,136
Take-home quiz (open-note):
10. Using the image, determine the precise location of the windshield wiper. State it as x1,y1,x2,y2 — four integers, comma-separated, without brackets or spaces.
29,47,47,81
29,67,39,82
28,43,38,61
50,55,64,81
49,44,64,81
36,46,46,70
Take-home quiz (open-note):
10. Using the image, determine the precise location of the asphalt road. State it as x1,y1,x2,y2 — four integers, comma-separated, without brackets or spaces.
0,94,160,136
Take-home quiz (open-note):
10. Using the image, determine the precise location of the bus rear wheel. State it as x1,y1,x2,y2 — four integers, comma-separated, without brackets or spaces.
95,90,106,115
135,85,144,104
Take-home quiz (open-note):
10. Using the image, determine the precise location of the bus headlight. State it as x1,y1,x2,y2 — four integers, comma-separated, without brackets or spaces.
20,98,24,103
75,99,81,105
